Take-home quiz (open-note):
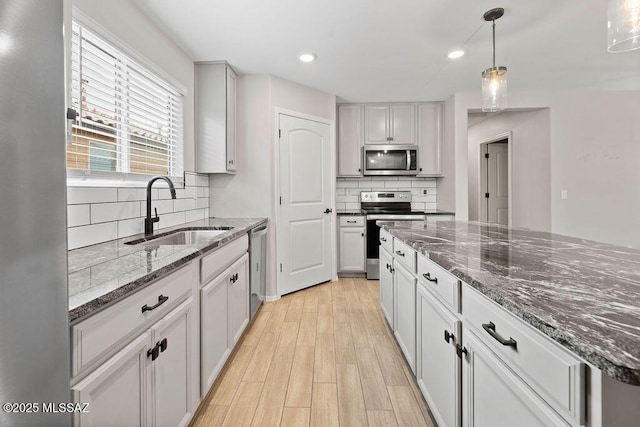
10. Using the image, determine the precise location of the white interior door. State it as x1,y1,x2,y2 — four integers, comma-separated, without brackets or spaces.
278,114,333,295
482,142,509,225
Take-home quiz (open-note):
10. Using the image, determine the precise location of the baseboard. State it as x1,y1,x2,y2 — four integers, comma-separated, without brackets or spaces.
265,295,281,302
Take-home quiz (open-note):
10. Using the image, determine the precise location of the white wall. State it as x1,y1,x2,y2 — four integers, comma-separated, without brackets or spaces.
437,96,456,213
72,0,196,171
467,110,551,231
452,89,640,248
210,75,336,298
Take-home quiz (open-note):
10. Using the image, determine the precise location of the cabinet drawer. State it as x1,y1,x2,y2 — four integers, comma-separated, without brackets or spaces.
417,255,460,312
339,216,365,227
72,263,195,378
201,234,248,284
392,238,416,272
379,228,393,253
462,285,585,425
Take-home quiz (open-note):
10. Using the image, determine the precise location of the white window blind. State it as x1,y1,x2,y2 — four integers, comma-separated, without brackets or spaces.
68,21,184,184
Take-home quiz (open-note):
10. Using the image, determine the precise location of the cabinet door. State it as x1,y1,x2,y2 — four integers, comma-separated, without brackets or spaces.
417,103,443,176
462,331,571,427
364,105,389,144
379,247,394,328
394,262,417,373
72,332,152,427
229,253,250,346
151,298,197,427
226,66,237,172
416,284,461,427
337,105,363,176
338,227,365,272
201,269,230,397
389,104,416,145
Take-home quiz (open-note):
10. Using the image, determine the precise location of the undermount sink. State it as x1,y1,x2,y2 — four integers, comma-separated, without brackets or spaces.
125,228,233,246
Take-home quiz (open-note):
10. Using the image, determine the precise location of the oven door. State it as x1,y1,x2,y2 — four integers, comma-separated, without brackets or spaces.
365,214,426,280
363,145,418,176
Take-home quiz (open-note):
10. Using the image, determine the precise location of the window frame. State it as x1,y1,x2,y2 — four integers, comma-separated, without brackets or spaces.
66,10,187,188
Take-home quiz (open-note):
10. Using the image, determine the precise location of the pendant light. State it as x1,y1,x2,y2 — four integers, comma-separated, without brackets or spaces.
608,0,640,52
481,8,507,112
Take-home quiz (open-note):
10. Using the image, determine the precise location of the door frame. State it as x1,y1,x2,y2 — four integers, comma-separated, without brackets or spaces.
273,108,337,298
479,131,512,226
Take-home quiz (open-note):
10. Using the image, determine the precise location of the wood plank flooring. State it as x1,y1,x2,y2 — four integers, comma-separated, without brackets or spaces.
191,278,434,427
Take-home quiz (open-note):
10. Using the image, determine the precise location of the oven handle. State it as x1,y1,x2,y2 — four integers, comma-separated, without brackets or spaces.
367,214,426,220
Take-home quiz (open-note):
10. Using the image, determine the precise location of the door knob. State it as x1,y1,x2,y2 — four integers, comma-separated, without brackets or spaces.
324,208,332,214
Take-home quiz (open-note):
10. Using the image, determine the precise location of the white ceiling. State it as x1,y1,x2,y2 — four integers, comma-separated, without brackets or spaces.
132,0,640,102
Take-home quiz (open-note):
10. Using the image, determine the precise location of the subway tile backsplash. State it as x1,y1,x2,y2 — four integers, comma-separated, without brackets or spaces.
336,176,437,211
67,172,210,250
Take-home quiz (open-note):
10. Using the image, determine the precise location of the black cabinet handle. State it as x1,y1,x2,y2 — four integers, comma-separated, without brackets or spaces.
142,295,169,313
456,344,468,358
347,220,357,223
160,338,168,353
361,232,364,237
482,322,517,348
389,267,395,273
380,237,387,242
444,330,454,343
147,343,160,361
395,250,405,257
386,263,391,270
423,272,438,283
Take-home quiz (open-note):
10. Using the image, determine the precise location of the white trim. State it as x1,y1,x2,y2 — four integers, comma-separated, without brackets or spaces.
71,8,188,96
265,295,281,303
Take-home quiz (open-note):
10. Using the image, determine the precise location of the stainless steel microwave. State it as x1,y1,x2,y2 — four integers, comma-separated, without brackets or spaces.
363,145,418,176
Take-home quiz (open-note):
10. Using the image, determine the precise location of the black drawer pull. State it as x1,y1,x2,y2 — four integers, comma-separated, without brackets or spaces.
482,322,517,348
347,220,357,223
423,272,438,283
160,338,168,353
395,250,405,257
142,295,169,313
147,343,160,361
444,330,454,343
380,237,387,242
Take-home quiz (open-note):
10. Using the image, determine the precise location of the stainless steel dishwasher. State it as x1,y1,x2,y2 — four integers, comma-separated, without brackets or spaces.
249,224,268,319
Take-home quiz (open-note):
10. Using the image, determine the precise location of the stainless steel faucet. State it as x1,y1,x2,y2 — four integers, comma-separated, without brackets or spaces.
145,176,177,235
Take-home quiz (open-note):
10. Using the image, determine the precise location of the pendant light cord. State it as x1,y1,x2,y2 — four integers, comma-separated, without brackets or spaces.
492,19,496,68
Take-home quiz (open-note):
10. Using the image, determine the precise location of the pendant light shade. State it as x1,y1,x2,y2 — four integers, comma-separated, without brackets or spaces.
481,8,507,112
608,0,640,52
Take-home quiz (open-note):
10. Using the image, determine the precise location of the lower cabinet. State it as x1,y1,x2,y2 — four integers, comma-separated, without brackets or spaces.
379,246,394,328
338,216,366,273
462,330,570,427
394,261,417,373
416,283,461,427
200,251,250,397
72,298,197,427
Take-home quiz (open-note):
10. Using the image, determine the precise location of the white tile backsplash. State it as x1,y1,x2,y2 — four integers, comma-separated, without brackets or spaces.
67,172,211,249
336,176,438,211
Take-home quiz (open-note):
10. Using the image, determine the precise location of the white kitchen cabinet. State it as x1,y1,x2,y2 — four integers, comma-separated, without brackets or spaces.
379,246,394,328
337,104,363,176
338,215,366,273
364,104,416,145
72,298,198,427
394,261,417,374
416,282,461,427
462,330,571,427
195,61,237,174
417,103,443,176
228,253,250,346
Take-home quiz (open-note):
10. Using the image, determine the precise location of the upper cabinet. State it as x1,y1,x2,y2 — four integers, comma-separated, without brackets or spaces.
364,104,416,145
337,102,443,178
195,62,237,174
417,103,443,177
337,105,363,177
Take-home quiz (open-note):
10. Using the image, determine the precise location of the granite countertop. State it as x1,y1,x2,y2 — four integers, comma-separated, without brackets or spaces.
336,209,364,216
378,220,640,385
423,210,455,215
68,217,267,323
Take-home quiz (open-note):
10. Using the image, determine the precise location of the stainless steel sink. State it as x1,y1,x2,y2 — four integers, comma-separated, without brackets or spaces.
125,228,233,246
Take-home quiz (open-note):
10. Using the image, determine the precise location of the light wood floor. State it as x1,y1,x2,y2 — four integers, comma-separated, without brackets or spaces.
191,278,435,427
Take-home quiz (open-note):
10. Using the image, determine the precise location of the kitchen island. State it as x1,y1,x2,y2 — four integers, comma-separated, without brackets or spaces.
378,219,640,427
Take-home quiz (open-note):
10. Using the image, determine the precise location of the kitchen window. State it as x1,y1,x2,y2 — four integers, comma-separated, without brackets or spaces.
67,20,184,185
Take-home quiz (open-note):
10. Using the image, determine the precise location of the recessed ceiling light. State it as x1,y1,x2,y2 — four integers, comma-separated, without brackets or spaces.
447,49,465,59
298,52,317,63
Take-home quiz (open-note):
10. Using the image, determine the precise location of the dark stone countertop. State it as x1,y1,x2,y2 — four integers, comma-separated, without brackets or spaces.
68,217,267,323
378,220,640,385
337,210,364,216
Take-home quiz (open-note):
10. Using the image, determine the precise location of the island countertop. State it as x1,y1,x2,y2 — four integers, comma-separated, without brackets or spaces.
378,220,640,385
68,217,267,323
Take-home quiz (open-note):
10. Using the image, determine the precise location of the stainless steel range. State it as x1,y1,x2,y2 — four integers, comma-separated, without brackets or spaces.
361,191,426,279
